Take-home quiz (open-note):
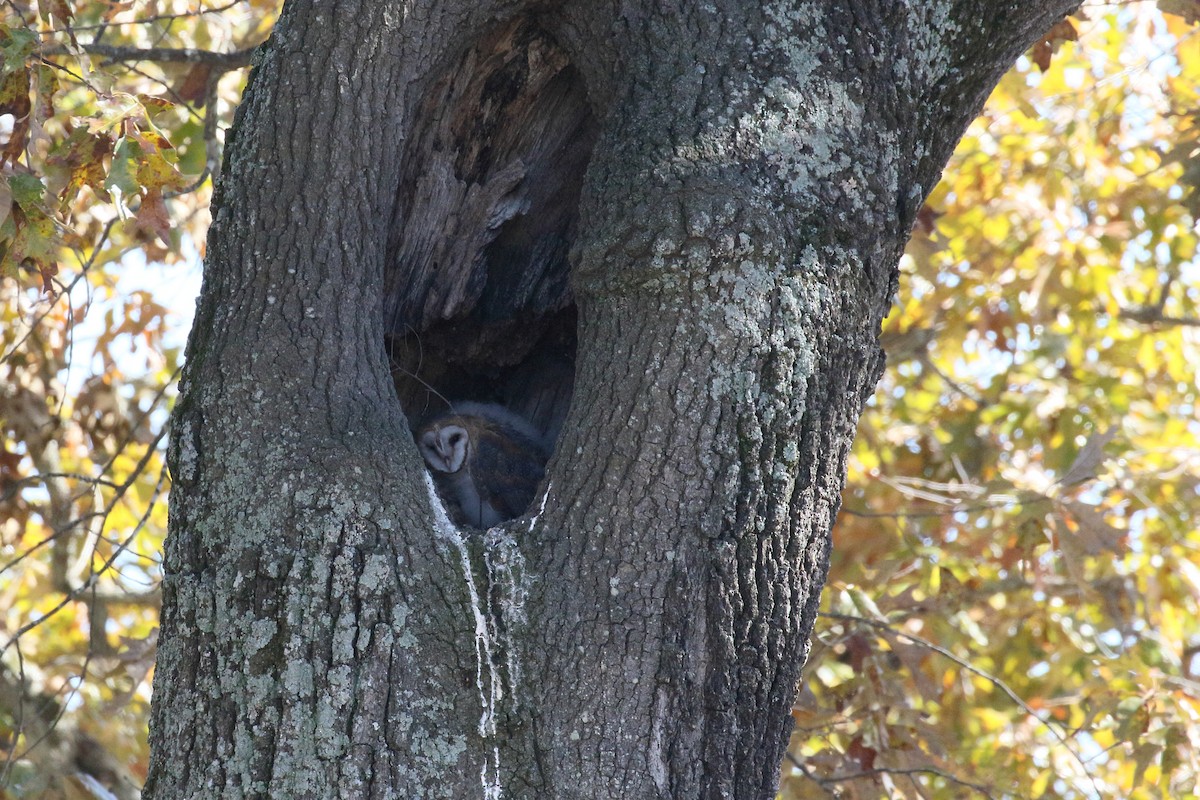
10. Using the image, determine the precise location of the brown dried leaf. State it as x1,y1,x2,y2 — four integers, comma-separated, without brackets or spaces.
135,187,172,244
1159,0,1200,24
1062,501,1126,555
913,202,941,236
1058,426,1118,487
0,445,21,480
847,737,878,771
1030,40,1052,73
36,0,73,27
38,258,57,294
102,1,137,21
0,68,31,166
1030,18,1079,72
176,63,213,106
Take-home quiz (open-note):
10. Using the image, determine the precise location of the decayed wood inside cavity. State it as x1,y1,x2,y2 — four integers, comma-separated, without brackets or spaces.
384,17,596,440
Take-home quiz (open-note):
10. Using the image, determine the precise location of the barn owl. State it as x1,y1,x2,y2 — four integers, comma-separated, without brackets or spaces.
415,402,550,528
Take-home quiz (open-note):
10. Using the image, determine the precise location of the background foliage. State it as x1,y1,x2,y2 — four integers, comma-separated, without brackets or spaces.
0,2,275,796
786,5,1200,799
0,2,1196,798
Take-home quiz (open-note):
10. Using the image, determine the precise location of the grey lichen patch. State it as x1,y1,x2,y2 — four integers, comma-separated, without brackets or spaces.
173,417,199,482
189,583,218,634
746,76,861,201
715,261,773,337
781,437,800,465
411,728,469,768
391,601,415,634
316,671,353,751
244,671,279,705
247,618,279,653
244,674,278,708
359,552,393,590
905,2,961,90
332,617,358,662
293,485,319,508
774,272,831,354
332,489,371,523
284,658,315,699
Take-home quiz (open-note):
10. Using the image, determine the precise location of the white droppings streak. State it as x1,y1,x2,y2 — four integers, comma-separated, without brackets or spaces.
424,472,504,799
481,745,502,800
527,481,552,533
484,528,529,695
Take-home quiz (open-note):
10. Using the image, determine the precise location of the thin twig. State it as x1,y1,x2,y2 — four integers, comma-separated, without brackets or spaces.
784,752,840,798
818,765,1001,800
1119,307,1200,328
820,612,1103,798
840,494,1052,519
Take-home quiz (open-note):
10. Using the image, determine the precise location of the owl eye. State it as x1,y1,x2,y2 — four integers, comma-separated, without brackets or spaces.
449,432,464,446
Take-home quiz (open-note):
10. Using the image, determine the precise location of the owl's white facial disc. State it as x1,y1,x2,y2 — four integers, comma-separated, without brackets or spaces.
419,424,469,473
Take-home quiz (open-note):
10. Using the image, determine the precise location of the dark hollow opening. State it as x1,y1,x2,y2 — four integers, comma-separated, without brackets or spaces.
383,16,595,516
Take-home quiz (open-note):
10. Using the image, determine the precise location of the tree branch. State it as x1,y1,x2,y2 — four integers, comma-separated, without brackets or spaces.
42,43,256,70
1119,306,1200,328
43,0,244,34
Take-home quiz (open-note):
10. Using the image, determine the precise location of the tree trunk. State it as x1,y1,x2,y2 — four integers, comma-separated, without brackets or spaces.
146,1,1080,798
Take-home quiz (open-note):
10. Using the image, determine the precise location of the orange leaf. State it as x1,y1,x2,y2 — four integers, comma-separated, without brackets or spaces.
1030,19,1078,72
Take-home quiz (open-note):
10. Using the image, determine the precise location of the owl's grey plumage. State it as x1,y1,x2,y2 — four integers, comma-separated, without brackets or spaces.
415,402,550,529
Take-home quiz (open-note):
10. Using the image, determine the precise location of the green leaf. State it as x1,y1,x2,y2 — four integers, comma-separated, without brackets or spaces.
8,173,45,208
0,26,37,75
106,137,143,197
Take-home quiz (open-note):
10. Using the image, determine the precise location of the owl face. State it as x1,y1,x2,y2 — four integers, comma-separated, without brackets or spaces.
414,403,549,528
418,423,470,473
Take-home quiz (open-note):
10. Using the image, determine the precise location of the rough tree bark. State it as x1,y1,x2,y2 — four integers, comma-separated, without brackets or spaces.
146,1,1081,798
